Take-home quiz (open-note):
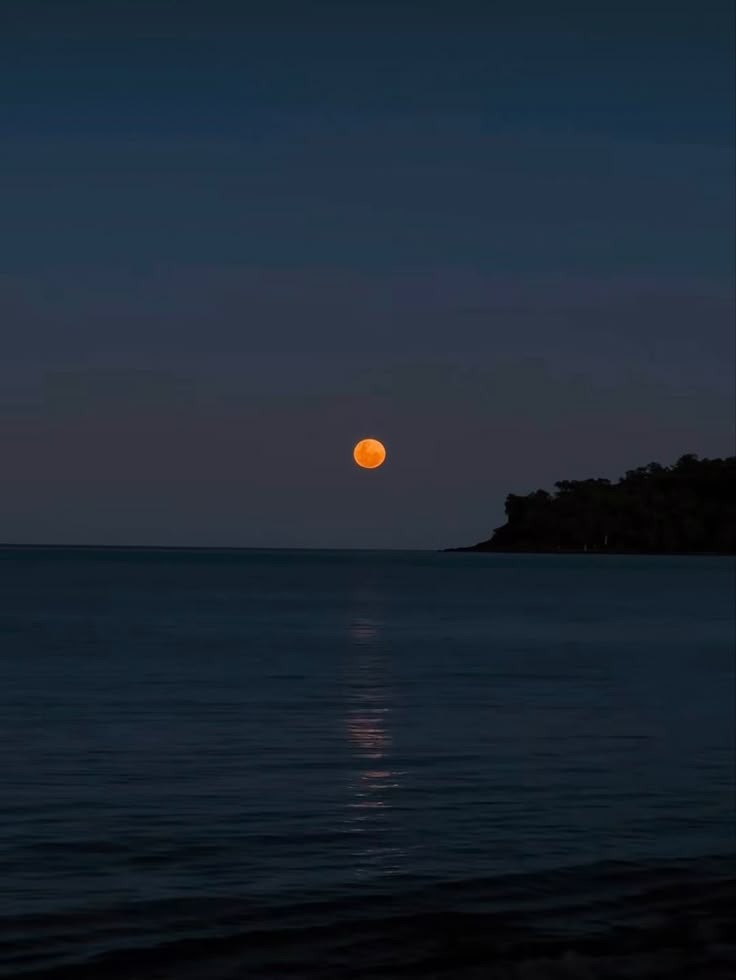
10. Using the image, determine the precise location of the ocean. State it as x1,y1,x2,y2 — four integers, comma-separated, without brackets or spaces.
0,547,734,978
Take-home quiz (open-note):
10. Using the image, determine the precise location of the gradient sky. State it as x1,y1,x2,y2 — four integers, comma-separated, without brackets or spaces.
2,0,734,549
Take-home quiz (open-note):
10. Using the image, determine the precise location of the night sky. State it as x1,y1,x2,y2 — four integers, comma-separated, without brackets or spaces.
2,1,734,549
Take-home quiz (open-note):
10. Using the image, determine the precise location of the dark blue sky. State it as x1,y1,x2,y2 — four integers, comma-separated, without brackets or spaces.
2,1,734,548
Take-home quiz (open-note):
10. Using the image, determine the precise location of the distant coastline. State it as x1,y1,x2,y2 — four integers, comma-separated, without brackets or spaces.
447,546,736,556
451,454,736,555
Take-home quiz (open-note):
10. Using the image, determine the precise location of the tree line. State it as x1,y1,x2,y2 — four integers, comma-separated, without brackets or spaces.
463,455,736,554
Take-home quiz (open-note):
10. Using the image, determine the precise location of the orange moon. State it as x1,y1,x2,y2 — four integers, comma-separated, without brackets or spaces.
353,438,386,469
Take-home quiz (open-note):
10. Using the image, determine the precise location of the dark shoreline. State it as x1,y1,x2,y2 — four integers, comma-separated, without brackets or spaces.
456,456,736,558
446,546,736,556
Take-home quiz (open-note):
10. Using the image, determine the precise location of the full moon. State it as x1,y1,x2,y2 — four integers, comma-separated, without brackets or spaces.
353,438,386,469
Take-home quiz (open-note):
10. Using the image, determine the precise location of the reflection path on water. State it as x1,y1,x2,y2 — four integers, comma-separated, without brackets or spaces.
343,594,405,878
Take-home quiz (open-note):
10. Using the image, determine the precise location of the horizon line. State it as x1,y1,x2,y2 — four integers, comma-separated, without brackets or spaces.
0,542,435,554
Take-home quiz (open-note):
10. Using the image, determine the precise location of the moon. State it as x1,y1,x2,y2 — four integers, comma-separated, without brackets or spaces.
353,438,386,469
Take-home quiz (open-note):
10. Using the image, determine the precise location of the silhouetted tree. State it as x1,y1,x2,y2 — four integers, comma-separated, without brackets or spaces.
464,455,736,554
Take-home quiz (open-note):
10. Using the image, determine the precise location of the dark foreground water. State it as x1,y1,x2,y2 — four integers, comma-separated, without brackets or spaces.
0,548,734,979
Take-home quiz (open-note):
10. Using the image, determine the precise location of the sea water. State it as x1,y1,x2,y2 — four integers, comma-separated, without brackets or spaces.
1,548,734,977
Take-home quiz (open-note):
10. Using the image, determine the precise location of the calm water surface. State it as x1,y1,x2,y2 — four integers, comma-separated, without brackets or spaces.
0,549,734,977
